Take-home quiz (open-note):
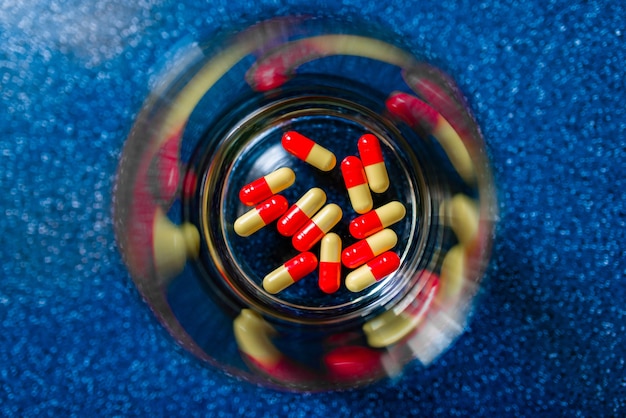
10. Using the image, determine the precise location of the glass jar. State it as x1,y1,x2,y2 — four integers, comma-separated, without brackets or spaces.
113,16,497,390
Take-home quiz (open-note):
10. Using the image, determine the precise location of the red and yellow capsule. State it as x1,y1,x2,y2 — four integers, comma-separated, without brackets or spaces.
292,203,342,252
357,134,389,193
386,92,475,184
277,188,326,237
342,229,398,269
263,252,318,294
234,309,315,384
281,131,336,171
319,233,342,294
323,345,383,382
341,156,373,214
345,251,400,293
239,167,295,206
349,201,406,239
234,195,288,237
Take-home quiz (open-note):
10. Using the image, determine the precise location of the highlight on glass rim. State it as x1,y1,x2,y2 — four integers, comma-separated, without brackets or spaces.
113,16,497,390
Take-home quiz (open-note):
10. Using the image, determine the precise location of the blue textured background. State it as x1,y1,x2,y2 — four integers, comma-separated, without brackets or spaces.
1,0,625,416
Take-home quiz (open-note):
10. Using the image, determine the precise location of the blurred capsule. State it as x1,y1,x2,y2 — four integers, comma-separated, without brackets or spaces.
386,92,475,184
363,270,439,348
153,209,200,283
403,68,475,141
233,309,314,382
150,132,181,203
448,194,479,246
436,244,466,305
233,309,281,365
323,345,383,381
246,41,321,91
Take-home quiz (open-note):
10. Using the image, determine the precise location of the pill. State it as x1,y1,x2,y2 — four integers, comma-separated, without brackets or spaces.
233,309,282,366
234,309,314,383
362,271,439,348
403,69,474,141
150,133,180,203
345,251,400,293
357,134,389,193
234,195,288,237
341,156,373,214
386,92,475,184
292,203,343,252
448,194,479,246
436,244,465,305
153,208,200,283
263,252,318,294
239,167,296,206
277,188,326,237
245,41,321,91
281,131,336,171
342,229,398,269
323,345,383,381
319,233,342,294
349,201,406,239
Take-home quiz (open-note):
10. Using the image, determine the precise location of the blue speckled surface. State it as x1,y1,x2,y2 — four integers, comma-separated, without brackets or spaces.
1,0,625,416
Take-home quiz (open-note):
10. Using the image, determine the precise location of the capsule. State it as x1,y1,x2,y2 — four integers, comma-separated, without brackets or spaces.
448,194,479,246
342,229,398,269
362,271,439,348
234,309,313,383
345,251,400,293
319,233,342,294
349,201,406,239
341,156,373,214
323,346,383,381
263,252,318,294
277,188,326,237
239,167,296,206
153,209,200,283
386,92,475,184
281,131,336,171
436,244,465,305
358,134,389,193
234,195,288,237
292,203,342,252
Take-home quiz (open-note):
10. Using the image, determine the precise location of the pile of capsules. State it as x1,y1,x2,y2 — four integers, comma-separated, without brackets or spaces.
234,131,406,295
